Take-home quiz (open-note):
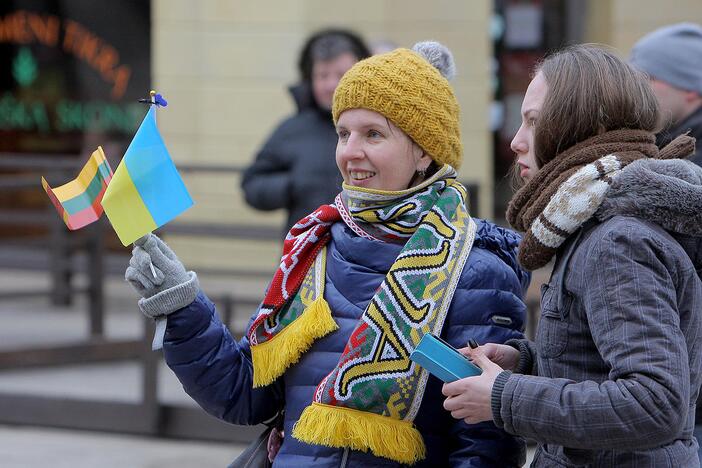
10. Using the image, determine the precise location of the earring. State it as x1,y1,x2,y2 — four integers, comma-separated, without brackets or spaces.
417,167,427,178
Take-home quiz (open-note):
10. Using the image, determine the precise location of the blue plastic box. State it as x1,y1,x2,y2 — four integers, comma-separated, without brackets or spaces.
410,333,482,382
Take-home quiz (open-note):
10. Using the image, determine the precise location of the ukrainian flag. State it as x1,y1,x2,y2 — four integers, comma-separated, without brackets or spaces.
42,146,113,230
102,106,193,246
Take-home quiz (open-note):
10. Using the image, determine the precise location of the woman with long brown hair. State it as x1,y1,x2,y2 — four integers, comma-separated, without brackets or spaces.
442,44,702,467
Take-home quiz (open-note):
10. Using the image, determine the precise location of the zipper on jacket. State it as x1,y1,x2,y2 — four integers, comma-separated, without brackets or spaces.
340,447,349,468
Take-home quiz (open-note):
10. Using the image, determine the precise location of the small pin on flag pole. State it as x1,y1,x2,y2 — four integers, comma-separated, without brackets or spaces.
138,90,168,107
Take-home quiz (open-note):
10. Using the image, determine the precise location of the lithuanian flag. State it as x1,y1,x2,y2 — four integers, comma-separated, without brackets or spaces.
41,146,113,230
101,106,193,246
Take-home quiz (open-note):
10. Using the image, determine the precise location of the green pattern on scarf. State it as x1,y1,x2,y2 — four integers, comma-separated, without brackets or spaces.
311,165,476,420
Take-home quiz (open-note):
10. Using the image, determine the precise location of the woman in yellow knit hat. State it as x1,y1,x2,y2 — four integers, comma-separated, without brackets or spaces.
125,41,530,466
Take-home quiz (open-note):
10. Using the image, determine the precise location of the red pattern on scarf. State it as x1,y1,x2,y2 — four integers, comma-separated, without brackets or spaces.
248,204,341,343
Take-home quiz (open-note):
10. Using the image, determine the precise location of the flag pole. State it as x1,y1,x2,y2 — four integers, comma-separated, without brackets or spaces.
139,90,160,279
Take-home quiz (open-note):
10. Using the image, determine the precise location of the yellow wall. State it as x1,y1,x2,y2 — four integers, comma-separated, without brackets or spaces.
152,0,494,273
586,0,702,53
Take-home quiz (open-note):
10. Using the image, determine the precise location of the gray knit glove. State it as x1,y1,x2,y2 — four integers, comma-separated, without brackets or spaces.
125,233,199,349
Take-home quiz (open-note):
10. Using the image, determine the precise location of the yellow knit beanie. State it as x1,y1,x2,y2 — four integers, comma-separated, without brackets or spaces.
332,41,462,169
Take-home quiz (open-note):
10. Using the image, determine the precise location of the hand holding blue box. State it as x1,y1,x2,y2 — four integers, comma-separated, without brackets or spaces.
410,333,482,382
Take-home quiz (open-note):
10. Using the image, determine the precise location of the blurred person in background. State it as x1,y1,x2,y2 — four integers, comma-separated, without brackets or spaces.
241,29,370,232
125,41,531,466
630,22,702,166
442,44,702,467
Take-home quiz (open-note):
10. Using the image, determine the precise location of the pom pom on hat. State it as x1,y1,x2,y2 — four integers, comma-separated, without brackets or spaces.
412,41,456,81
332,41,462,169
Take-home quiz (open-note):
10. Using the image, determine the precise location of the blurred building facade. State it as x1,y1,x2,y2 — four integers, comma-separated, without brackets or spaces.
154,0,700,275
1,0,700,275
151,0,493,274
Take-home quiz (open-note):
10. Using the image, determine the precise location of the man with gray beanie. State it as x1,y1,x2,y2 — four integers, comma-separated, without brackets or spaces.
631,22,702,166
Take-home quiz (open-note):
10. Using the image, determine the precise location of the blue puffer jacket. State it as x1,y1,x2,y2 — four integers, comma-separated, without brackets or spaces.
163,219,530,467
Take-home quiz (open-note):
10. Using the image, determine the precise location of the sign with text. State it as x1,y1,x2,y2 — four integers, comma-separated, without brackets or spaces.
0,1,150,154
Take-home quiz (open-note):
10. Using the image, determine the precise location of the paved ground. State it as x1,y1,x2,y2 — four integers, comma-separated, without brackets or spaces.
0,424,245,468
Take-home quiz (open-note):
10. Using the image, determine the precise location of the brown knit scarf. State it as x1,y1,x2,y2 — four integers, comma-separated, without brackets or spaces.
507,129,695,271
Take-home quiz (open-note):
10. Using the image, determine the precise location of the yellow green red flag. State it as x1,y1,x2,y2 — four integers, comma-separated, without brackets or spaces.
41,146,113,230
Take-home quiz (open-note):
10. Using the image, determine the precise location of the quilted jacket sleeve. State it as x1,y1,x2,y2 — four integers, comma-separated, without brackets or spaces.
162,292,285,425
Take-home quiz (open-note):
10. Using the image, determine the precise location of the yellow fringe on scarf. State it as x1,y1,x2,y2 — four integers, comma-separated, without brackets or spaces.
292,402,426,464
251,296,338,387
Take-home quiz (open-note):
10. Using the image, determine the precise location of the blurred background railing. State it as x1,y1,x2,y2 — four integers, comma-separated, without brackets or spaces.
0,155,264,442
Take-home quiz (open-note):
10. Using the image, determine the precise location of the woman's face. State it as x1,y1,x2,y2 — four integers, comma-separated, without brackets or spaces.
510,71,548,183
311,52,358,111
336,108,431,191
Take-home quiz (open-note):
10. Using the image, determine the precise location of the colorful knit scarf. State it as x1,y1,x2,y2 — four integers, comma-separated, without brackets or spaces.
506,129,694,271
247,165,476,463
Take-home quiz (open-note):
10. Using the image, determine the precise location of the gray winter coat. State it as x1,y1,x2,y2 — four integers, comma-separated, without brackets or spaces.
493,158,702,467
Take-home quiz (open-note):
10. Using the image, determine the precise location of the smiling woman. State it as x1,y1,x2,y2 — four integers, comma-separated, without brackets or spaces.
335,108,430,191
124,41,531,467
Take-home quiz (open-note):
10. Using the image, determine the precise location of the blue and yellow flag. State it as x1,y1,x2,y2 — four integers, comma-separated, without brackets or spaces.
101,105,193,245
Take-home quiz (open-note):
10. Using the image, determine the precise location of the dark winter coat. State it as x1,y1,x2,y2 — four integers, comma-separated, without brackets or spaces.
241,85,342,232
162,218,530,467
494,158,702,467
657,105,702,167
